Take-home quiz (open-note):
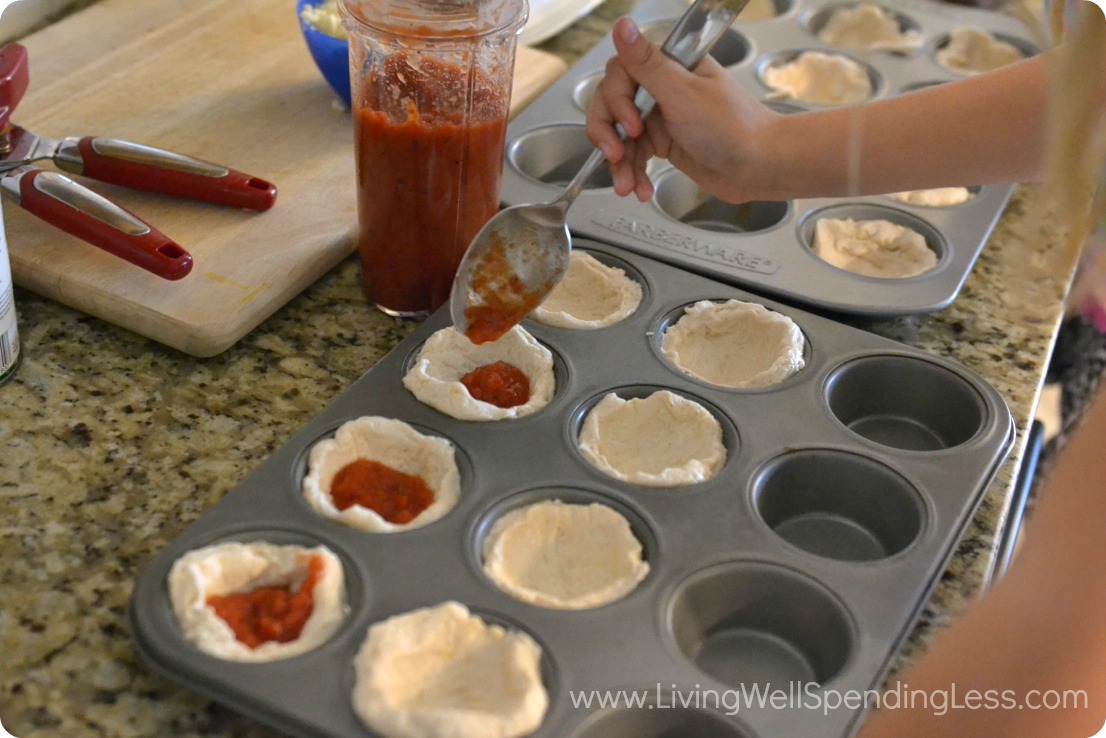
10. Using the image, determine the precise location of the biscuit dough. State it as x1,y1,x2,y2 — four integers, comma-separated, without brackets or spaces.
168,542,346,662
661,300,805,388
352,602,548,738
817,4,923,53
531,252,643,329
482,500,650,609
936,27,1024,75
302,416,461,532
737,0,779,21
812,217,937,278
763,51,872,106
403,326,555,421
578,390,726,487
890,187,975,207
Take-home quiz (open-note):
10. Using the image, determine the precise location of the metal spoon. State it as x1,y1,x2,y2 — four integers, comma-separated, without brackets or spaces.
450,0,752,344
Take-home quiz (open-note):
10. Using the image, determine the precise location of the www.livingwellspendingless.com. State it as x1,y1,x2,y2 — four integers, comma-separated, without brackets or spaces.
569,681,1091,718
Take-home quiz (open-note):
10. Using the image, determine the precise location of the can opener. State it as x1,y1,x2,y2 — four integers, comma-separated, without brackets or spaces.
0,43,278,281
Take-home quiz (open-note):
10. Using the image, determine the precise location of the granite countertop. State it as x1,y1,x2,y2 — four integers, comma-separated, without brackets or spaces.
0,0,1078,736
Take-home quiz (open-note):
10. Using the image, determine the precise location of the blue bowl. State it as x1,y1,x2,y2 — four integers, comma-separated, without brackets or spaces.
296,0,352,107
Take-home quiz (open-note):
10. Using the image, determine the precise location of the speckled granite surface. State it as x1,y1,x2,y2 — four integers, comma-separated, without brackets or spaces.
0,0,1078,736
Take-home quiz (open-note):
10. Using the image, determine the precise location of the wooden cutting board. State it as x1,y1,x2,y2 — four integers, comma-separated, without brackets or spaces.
5,0,567,357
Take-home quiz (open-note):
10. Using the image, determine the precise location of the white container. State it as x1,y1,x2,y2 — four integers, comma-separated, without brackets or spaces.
0,198,22,384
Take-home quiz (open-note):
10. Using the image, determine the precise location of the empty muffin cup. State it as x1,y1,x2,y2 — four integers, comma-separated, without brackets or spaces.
654,170,790,234
898,80,945,94
764,100,806,115
571,694,754,738
508,124,614,189
669,562,854,690
573,73,602,112
826,355,988,450
752,449,926,561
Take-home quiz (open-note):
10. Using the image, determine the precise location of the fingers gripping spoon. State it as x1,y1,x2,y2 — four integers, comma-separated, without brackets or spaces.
450,0,752,344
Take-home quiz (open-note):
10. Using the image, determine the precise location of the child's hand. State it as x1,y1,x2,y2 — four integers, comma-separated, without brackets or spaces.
585,16,779,204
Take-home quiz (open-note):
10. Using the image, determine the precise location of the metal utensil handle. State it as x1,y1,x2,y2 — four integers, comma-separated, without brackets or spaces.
633,0,753,118
660,0,750,70
555,0,749,207
555,148,609,208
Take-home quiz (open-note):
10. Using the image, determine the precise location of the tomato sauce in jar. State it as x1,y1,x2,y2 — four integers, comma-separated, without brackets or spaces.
461,361,531,407
207,554,324,649
354,54,509,316
329,457,436,524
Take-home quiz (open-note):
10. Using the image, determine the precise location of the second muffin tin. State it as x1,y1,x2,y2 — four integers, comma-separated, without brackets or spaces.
500,0,1041,316
131,238,1013,738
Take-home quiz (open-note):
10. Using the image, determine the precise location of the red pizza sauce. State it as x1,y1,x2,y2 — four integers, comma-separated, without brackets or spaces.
329,458,435,524
354,54,509,316
460,361,531,408
207,554,324,649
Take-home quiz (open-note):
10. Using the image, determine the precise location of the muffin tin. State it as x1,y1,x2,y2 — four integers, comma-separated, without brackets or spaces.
500,0,1041,316
131,239,1014,737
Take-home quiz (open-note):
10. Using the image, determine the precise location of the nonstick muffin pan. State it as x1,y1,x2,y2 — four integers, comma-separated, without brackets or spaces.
131,239,1014,738
500,0,1041,316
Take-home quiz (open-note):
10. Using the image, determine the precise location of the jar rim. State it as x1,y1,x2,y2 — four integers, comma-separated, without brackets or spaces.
339,0,528,40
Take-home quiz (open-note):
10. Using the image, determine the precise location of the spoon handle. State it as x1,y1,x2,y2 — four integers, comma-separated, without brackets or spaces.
555,148,609,208
661,0,752,70
632,0,753,117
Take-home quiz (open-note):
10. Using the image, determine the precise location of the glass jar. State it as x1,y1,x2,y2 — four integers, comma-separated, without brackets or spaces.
340,0,527,317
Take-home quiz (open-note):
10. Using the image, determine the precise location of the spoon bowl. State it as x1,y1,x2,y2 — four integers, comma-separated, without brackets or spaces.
450,0,752,343
448,200,572,345
450,147,609,343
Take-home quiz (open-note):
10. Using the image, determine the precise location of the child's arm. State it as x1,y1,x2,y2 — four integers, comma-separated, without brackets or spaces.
856,386,1106,737
586,16,1058,204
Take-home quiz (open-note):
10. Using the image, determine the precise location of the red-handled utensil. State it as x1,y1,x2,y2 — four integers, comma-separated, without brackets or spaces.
67,137,276,211
2,166,193,280
0,44,28,130
0,42,278,280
